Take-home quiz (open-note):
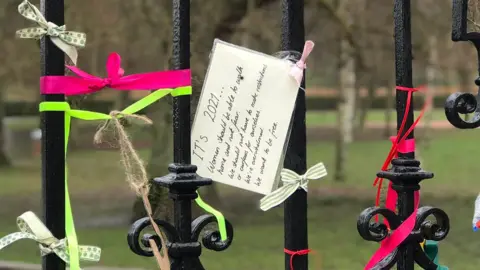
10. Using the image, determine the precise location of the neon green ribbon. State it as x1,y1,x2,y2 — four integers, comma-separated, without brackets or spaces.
39,87,227,268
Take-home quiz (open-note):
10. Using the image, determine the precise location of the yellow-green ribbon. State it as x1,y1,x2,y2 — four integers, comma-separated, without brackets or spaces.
0,211,100,269
39,87,227,268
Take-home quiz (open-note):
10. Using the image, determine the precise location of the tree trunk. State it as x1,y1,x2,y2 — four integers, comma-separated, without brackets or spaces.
0,81,10,167
422,35,438,150
357,76,374,132
384,82,394,138
335,37,356,182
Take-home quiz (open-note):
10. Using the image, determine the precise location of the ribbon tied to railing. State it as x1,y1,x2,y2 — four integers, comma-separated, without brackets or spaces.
0,211,101,268
16,0,86,65
259,163,327,211
365,85,448,269
40,52,191,96
289,40,315,86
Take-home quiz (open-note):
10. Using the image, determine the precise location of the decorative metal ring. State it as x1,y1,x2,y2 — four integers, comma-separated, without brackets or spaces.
127,217,179,257
415,206,450,242
191,214,234,252
357,207,401,242
445,91,480,129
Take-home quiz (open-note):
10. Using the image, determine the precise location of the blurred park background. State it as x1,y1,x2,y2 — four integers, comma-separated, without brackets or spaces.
1,0,480,269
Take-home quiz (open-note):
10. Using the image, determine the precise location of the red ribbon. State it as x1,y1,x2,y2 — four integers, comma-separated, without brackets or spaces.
284,248,311,270
40,52,192,96
365,85,430,269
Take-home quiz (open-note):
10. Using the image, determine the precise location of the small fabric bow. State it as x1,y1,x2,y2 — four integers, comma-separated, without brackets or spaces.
289,40,315,86
16,0,86,65
0,211,101,267
40,52,192,96
260,163,327,211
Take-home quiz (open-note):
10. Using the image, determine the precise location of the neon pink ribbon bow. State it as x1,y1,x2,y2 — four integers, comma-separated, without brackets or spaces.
289,40,314,86
40,52,191,96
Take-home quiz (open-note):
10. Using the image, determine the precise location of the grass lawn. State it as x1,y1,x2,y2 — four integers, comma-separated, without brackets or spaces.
4,109,447,132
0,128,480,268
306,109,446,126
0,197,479,269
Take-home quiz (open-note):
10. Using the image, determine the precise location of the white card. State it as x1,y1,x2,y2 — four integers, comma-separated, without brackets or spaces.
191,39,299,195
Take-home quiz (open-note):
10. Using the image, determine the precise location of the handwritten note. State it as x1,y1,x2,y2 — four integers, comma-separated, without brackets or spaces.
191,39,299,195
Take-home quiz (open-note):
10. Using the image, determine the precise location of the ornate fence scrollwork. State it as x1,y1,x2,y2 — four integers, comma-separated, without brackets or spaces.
358,159,450,270
127,164,234,270
446,0,480,128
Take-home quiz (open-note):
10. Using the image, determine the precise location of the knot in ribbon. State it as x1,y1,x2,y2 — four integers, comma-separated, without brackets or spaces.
289,40,315,86
284,248,311,270
89,78,113,91
45,22,64,37
259,163,327,211
16,0,86,65
0,211,101,268
40,52,191,96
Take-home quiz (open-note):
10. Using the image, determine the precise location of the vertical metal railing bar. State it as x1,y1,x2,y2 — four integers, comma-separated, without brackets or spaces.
393,0,415,269
281,0,308,269
40,0,66,270
171,0,193,268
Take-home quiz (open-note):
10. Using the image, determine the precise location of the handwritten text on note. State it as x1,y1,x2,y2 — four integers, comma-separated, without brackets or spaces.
191,40,299,195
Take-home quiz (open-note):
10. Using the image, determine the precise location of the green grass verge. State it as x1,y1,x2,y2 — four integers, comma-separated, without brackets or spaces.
0,197,479,269
4,109,447,132
306,109,446,126
0,128,479,269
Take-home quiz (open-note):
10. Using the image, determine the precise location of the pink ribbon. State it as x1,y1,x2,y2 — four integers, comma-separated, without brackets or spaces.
289,40,314,86
394,138,415,154
367,138,419,269
365,191,420,269
40,52,191,96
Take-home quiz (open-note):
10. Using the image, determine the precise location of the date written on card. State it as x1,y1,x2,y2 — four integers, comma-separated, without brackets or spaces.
191,39,300,195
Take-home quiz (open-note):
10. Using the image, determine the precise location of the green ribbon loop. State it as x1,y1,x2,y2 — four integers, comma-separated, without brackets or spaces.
424,240,449,270
259,162,327,211
39,88,227,266
195,191,227,240
0,211,100,269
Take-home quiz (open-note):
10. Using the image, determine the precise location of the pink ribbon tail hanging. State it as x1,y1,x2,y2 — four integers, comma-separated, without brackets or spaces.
40,52,191,96
289,40,315,86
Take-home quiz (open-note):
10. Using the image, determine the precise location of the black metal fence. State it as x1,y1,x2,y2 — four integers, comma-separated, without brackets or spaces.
35,0,468,269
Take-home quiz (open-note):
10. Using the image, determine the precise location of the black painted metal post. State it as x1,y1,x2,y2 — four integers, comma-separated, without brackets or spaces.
393,0,415,268
171,0,193,240
40,1,66,270
128,0,234,268
357,1,450,269
281,0,308,269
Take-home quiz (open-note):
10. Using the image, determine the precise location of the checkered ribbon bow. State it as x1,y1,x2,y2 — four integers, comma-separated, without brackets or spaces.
0,212,101,267
16,0,86,65
260,163,327,211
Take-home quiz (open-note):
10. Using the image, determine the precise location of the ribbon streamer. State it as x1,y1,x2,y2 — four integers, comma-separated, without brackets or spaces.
0,211,100,268
366,86,431,269
259,163,327,211
39,88,227,267
289,40,315,86
422,240,449,270
16,0,86,65
40,52,191,96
